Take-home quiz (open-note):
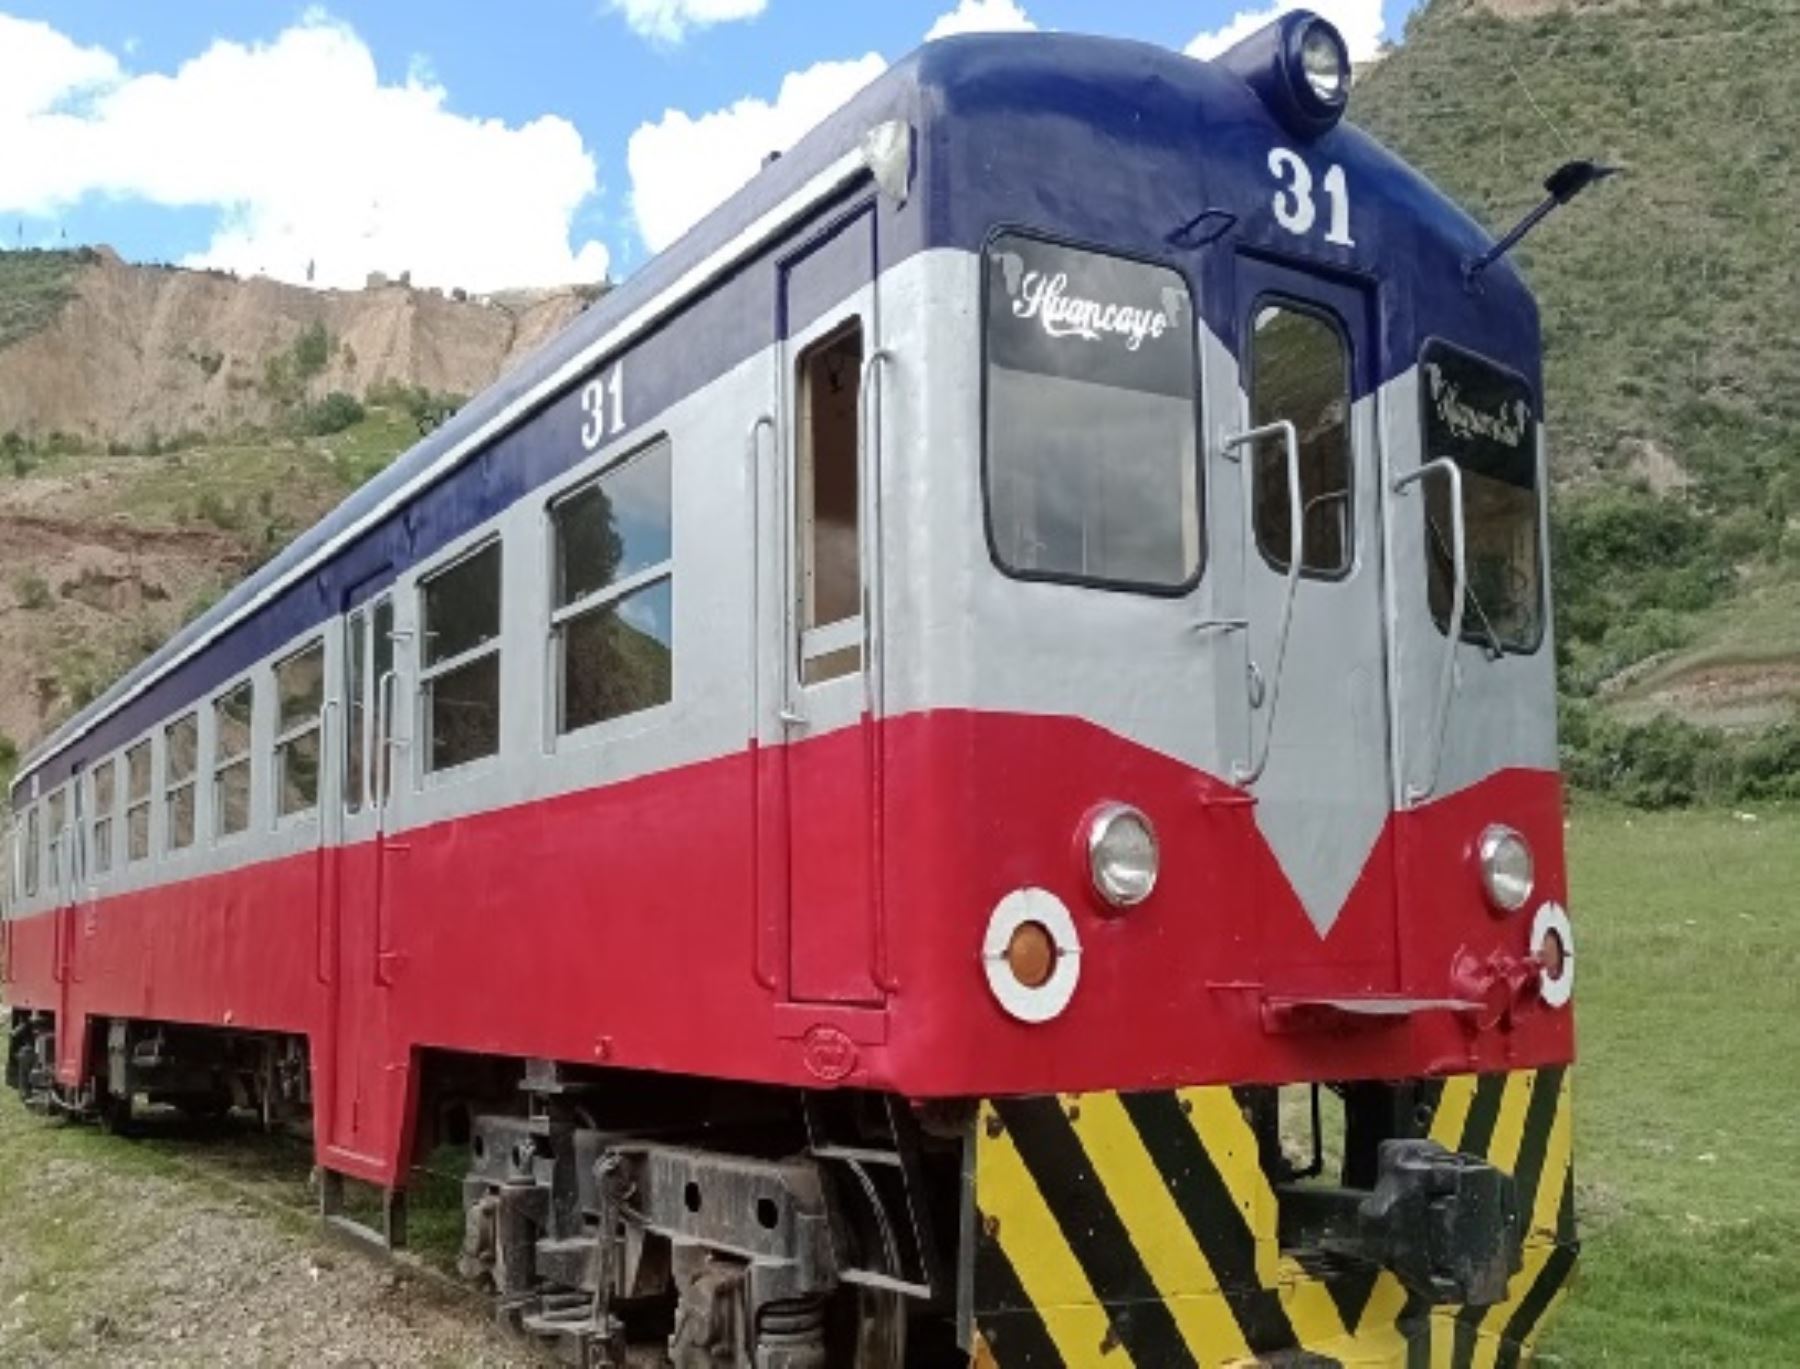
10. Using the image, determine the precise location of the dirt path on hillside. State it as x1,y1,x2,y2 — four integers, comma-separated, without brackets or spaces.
0,1097,535,1366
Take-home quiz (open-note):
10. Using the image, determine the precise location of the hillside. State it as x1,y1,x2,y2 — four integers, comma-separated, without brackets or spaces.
0,251,595,782
1356,0,1800,801
0,248,588,446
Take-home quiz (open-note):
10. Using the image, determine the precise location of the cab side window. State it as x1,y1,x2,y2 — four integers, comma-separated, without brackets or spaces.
1250,302,1353,577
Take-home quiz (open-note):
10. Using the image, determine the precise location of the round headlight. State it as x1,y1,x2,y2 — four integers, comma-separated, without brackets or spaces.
1477,825,1534,913
1299,22,1350,104
1087,804,1159,909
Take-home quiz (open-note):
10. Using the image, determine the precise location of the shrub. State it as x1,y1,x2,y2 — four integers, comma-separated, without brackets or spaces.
14,575,51,611
297,391,365,436
293,321,331,378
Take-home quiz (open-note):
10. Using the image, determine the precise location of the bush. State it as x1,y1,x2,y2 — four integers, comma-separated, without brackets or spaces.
1563,699,1800,808
297,391,365,436
14,575,51,611
293,321,330,378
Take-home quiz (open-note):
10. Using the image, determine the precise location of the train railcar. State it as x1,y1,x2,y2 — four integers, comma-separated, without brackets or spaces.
2,15,1579,1366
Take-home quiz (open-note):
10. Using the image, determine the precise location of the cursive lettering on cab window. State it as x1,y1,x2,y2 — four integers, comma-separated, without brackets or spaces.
1010,271,1172,352
1425,362,1531,449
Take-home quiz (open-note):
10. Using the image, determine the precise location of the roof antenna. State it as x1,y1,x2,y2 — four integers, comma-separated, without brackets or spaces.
1464,159,1617,287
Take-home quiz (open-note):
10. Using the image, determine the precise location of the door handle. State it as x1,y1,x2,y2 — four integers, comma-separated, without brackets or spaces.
856,348,893,722
1222,419,1305,786
1392,457,1467,806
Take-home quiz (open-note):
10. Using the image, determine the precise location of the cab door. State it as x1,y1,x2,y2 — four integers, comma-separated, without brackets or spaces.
776,203,885,1006
1230,257,1397,988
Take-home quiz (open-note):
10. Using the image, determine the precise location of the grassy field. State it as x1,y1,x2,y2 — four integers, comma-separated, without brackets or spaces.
1537,803,1800,1363
0,805,1795,1361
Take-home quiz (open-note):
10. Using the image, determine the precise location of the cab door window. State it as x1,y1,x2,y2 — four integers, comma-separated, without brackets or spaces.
1250,302,1353,577
796,322,863,684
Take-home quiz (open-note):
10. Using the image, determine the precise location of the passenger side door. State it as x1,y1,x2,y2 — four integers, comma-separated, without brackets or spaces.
776,203,886,1006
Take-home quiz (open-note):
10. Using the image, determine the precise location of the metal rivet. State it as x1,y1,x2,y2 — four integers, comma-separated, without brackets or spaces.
985,1113,1005,1139
982,1214,1000,1240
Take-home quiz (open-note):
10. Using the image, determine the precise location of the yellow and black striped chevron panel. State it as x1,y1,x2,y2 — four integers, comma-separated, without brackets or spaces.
972,1069,1577,1368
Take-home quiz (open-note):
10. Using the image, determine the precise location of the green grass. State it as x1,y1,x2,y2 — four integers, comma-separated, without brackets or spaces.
1538,802,1800,1362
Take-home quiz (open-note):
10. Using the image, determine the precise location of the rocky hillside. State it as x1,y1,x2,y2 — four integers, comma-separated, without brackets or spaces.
0,247,588,447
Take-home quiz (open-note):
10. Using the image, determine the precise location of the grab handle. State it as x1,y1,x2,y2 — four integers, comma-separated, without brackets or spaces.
1392,457,1467,806
1222,420,1304,786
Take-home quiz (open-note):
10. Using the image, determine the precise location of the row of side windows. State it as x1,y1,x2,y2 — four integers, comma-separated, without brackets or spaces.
5,434,677,904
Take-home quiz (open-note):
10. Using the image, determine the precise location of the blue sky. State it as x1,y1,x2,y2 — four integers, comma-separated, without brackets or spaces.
0,0,1417,291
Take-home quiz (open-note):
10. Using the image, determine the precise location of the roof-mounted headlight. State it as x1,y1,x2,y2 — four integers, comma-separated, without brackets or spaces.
1216,9,1352,141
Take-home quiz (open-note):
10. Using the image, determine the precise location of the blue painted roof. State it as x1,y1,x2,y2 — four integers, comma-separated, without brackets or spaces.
14,29,1538,800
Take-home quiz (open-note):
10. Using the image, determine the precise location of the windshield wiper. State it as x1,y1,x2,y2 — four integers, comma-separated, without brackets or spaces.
1426,512,1506,661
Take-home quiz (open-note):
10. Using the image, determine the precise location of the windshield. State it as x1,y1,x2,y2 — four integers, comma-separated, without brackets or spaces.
984,234,1200,591
1421,342,1543,652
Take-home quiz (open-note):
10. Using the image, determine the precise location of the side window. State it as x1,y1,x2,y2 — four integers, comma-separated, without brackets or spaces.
372,598,395,803
164,714,198,852
550,440,674,733
47,789,65,891
1250,301,1353,577
125,741,153,861
1419,342,1543,652
274,642,324,818
23,804,39,898
796,322,863,684
344,609,366,813
93,760,115,875
213,682,254,838
421,541,502,773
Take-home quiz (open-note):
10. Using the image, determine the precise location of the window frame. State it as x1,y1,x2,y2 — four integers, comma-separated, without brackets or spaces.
124,739,153,863
212,678,256,841
23,801,41,898
272,640,325,822
1246,291,1358,584
46,787,66,893
92,757,116,877
1416,336,1547,657
163,713,199,854
418,536,504,776
547,435,677,738
978,224,1207,598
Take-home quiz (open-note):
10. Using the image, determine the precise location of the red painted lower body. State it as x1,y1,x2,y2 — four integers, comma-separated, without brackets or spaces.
4,710,1573,1185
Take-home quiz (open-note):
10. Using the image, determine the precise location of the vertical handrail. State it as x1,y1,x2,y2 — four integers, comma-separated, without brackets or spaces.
315,698,338,985
373,668,399,985
745,413,778,992
856,349,893,722
746,415,776,740
1222,420,1304,786
1392,457,1467,806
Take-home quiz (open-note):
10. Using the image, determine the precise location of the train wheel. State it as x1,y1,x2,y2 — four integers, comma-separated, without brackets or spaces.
823,1166,907,1369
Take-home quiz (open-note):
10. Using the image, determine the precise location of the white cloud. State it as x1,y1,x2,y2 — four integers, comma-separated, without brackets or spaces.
605,0,767,44
1185,0,1387,63
924,0,1037,41
0,14,120,123
0,10,609,291
626,53,886,253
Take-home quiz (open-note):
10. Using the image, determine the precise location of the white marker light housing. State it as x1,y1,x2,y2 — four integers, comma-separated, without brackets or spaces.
984,889,1082,1023
1531,901,1575,1008
1087,804,1159,909
1476,825,1534,913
